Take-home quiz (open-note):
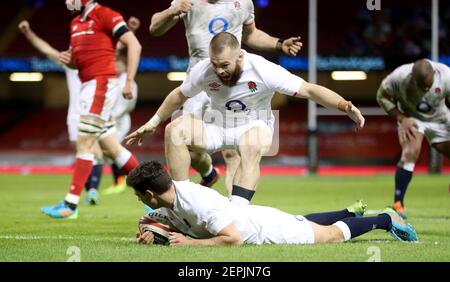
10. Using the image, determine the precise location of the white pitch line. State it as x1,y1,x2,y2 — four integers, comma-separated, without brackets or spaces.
0,235,135,242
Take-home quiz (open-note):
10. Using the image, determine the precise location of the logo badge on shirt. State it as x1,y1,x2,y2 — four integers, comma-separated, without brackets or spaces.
209,82,221,91
234,1,241,9
248,81,258,93
435,87,441,94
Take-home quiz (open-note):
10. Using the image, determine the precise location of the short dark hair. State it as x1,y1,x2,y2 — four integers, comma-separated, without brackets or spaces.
209,32,240,55
126,161,173,194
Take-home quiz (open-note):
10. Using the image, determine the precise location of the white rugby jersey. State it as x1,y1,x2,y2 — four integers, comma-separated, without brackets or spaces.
64,67,81,119
171,0,254,71
146,180,310,245
379,60,450,122
114,72,138,119
180,50,304,127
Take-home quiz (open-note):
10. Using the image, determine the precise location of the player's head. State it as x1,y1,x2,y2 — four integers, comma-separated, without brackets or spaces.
411,59,435,93
65,0,93,12
209,32,244,86
127,161,173,208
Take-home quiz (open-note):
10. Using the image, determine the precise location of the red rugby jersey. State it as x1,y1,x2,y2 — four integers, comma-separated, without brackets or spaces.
69,3,127,82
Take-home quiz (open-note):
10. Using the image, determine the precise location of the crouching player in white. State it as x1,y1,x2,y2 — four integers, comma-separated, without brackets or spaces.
377,59,450,218
128,161,418,246
126,32,365,206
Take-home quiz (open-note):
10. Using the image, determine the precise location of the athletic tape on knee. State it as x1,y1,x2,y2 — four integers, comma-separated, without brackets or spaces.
99,121,117,140
333,221,352,242
78,119,103,137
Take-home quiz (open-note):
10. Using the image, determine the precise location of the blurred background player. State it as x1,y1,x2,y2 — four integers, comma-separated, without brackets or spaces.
102,17,140,196
128,161,418,246
17,19,105,204
376,59,450,218
126,32,364,206
149,0,302,195
41,0,141,219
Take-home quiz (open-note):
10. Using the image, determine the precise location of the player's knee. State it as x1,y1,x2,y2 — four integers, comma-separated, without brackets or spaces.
402,148,420,162
239,145,264,165
223,150,240,163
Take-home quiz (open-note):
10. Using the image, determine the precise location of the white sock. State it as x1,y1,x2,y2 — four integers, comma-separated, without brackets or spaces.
401,162,415,172
333,221,352,242
114,149,131,169
202,165,213,177
230,195,250,206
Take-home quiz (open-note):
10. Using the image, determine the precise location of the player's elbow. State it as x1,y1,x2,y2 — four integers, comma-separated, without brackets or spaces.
223,235,244,246
149,24,163,37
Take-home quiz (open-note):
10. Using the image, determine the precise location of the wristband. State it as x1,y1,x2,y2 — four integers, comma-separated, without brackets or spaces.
148,114,161,128
337,100,350,112
276,38,283,51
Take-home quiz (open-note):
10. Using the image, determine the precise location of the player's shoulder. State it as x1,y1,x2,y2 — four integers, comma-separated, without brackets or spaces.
93,3,122,18
70,15,81,26
432,61,450,73
190,58,213,78
388,63,413,80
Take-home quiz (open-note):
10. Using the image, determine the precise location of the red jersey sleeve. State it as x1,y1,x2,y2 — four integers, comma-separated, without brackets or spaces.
98,7,127,38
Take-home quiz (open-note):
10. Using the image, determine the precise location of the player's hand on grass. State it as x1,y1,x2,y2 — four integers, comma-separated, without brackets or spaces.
18,20,31,34
282,36,303,56
345,102,365,130
169,232,190,246
398,117,417,143
173,0,193,16
122,80,133,100
127,17,141,33
137,230,155,244
125,121,157,146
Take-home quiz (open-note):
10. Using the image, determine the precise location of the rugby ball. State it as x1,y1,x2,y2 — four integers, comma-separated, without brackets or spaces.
138,216,173,245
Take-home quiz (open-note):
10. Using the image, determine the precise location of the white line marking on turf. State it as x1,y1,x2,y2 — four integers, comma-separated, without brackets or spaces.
0,235,135,242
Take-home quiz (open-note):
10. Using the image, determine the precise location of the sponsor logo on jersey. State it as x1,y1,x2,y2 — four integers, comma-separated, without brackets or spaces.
416,101,432,113
209,82,221,91
226,100,247,112
248,81,258,93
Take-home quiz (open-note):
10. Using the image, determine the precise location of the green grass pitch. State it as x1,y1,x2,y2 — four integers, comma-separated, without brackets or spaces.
0,173,449,262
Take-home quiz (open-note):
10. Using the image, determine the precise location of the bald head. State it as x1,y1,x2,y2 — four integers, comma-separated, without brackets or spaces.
411,59,434,92
209,32,240,56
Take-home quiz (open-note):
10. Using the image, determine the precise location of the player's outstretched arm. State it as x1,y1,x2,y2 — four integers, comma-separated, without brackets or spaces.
125,87,188,146
18,20,60,64
242,23,302,56
299,82,365,129
169,224,243,247
149,0,192,36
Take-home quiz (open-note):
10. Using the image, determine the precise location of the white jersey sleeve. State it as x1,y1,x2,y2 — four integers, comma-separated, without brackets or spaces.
255,55,304,96
242,0,255,25
180,59,209,98
203,209,233,236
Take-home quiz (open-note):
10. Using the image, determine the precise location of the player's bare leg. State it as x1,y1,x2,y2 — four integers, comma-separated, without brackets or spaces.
432,141,450,159
232,126,272,205
393,129,424,218
165,116,208,181
222,149,240,197
190,151,220,187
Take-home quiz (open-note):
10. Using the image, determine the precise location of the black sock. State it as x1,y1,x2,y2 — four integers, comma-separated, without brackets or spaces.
231,185,255,202
202,167,217,184
64,201,78,211
395,166,413,205
305,209,354,225
339,214,392,239
112,163,122,184
85,164,103,191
